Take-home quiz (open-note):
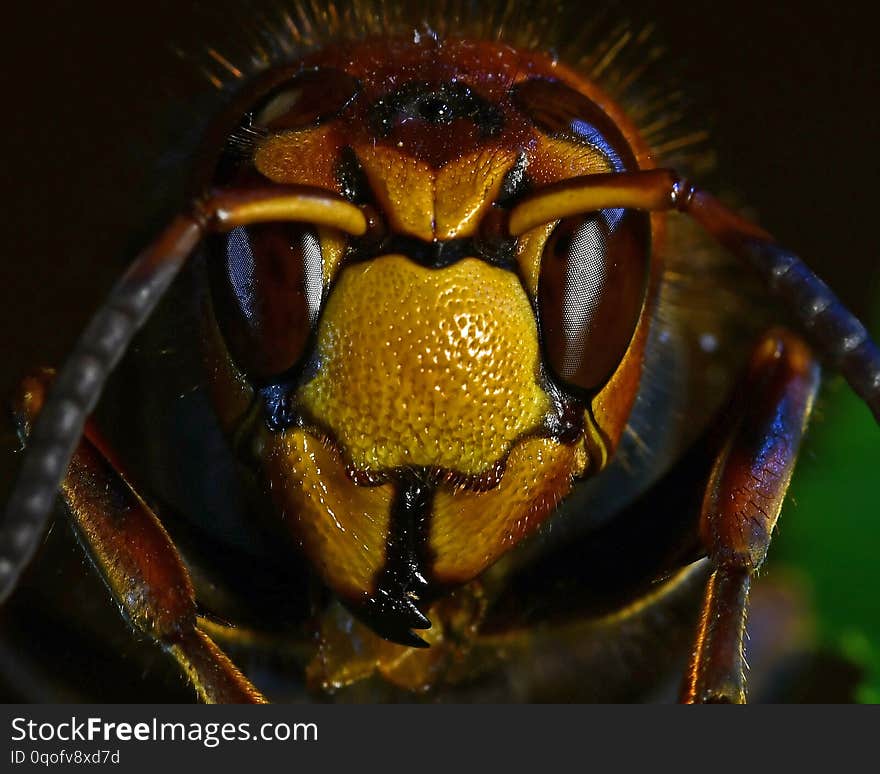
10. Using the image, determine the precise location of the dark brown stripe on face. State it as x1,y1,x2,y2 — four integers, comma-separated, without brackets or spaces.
351,471,436,647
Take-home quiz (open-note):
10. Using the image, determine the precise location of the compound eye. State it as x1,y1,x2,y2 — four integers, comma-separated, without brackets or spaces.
211,223,323,381
511,77,637,171
253,67,360,131
538,209,650,393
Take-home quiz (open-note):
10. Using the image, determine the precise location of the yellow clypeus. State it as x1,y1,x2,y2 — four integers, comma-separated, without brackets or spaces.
299,255,550,475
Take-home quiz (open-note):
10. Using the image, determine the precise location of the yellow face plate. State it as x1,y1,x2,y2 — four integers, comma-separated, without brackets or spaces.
298,255,550,475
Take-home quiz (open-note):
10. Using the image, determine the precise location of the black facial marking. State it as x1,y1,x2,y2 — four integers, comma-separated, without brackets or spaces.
352,472,435,647
495,153,530,206
541,379,588,444
335,147,372,204
345,234,516,272
370,81,504,137
260,382,301,431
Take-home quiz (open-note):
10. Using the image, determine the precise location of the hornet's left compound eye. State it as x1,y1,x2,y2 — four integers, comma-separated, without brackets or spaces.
210,223,323,382
538,208,650,394
253,67,360,131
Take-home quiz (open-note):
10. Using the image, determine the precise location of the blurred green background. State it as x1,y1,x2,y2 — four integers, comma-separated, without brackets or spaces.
777,301,880,703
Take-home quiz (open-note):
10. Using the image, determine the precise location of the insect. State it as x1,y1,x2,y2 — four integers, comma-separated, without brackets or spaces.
1,0,877,702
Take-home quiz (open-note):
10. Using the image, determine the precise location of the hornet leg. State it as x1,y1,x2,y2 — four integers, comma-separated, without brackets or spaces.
12,369,267,704
680,329,820,703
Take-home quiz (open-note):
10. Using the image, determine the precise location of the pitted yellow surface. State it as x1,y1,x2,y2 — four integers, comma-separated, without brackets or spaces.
433,146,518,239
528,133,615,186
355,144,517,241
254,126,341,190
356,145,435,241
261,429,393,600
298,255,550,475
431,436,586,584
